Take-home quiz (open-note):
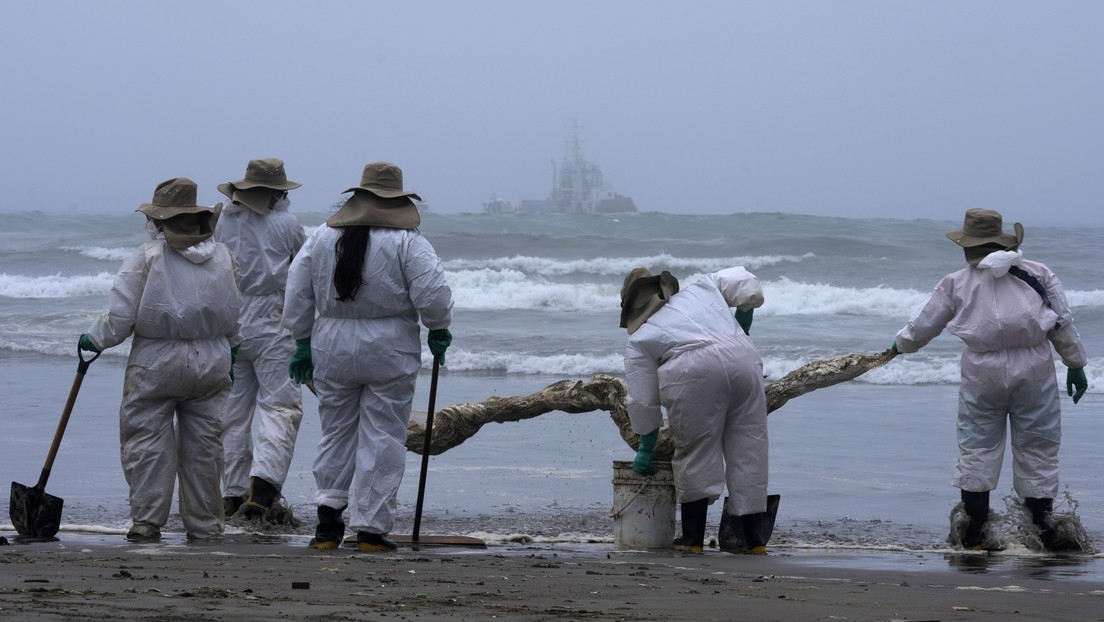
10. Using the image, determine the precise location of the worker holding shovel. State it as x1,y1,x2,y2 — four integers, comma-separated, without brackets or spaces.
79,177,243,541
283,162,453,551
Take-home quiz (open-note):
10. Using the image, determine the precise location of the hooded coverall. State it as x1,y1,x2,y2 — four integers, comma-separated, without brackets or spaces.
85,236,242,538
283,224,453,535
624,267,768,517
895,255,1086,498
214,198,306,499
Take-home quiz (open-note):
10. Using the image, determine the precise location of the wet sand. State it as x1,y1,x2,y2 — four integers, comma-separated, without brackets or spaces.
2,536,1103,621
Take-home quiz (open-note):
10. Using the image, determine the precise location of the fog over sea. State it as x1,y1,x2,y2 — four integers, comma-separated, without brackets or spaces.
3,209,1103,570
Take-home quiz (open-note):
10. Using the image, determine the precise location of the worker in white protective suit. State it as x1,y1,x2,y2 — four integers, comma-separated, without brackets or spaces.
79,177,243,541
894,208,1088,551
283,162,453,552
214,158,306,522
621,266,770,554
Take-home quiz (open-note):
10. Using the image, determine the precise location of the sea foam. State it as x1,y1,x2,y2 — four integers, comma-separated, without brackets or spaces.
443,252,815,276
61,246,133,262
0,272,116,298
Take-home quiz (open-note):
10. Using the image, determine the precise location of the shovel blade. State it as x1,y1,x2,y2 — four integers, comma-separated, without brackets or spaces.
9,481,63,539
342,534,487,549
718,494,780,553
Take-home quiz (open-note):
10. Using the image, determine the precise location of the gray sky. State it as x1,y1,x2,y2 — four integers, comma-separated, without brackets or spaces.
3,1,1102,223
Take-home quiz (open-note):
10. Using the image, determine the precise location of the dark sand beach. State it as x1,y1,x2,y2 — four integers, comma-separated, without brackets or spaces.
2,536,1103,621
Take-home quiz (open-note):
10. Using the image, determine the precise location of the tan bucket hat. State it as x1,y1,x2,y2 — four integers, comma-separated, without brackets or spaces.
620,268,680,334
946,208,1023,250
217,158,301,215
327,162,422,229
139,177,221,220
137,177,222,250
342,161,422,199
217,157,301,196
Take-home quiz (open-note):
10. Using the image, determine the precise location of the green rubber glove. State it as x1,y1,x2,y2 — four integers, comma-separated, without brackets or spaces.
78,334,101,353
734,308,754,335
632,428,659,476
428,328,452,366
1066,367,1087,404
230,344,240,383
288,337,313,384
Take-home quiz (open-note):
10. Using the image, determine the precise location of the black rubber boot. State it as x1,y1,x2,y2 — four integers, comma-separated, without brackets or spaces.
308,505,346,550
1023,497,1054,548
672,498,709,553
739,512,767,554
242,477,280,520
961,490,990,549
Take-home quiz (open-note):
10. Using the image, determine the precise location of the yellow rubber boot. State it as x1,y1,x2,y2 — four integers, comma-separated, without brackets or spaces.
307,505,345,550
672,498,708,553
357,532,398,552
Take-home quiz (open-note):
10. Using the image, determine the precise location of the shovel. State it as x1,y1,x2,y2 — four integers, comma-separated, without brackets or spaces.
10,345,99,539
409,354,484,548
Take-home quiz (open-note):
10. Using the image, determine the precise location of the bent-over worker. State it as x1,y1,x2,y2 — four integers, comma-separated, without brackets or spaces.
621,266,770,554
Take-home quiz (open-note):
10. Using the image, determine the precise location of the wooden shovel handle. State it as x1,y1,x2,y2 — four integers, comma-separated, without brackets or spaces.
35,345,100,490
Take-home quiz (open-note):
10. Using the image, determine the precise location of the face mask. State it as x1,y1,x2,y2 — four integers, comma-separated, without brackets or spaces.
145,219,161,240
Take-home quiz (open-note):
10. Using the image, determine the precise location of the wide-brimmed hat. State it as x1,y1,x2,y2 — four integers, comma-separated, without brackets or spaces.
136,178,221,250
138,177,222,221
620,268,680,334
342,161,422,200
327,162,421,229
217,157,301,198
946,208,1023,250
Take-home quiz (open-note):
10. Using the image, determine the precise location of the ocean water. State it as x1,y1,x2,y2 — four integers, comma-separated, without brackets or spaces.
2,209,1103,560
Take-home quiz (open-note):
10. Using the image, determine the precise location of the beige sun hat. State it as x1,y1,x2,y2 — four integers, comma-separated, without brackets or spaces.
139,177,221,220
619,268,680,334
217,157,301,196
342,161,422,199
946,208,1023,250
327,162,422,229
137,177,222,249
217,158,301,215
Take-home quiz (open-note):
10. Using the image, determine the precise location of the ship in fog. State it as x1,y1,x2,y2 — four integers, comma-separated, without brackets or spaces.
484,123,637,215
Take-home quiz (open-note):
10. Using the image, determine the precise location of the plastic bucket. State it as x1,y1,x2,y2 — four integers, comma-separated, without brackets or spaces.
610,460,676,549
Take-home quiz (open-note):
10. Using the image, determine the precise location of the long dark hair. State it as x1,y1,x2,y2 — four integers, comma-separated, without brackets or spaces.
334,226,370,302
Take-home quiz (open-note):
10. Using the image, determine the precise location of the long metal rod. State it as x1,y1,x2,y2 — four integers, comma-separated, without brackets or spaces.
411,354,440,543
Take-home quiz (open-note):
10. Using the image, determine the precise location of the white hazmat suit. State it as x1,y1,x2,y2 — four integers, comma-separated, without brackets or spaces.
895,251,1086,498
624,267,768,517
283,224,453,535
214,198,306,499
85,235,243,538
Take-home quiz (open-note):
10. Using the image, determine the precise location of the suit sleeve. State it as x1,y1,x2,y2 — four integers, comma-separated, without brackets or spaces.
282,232,317,341
85,246,149,350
